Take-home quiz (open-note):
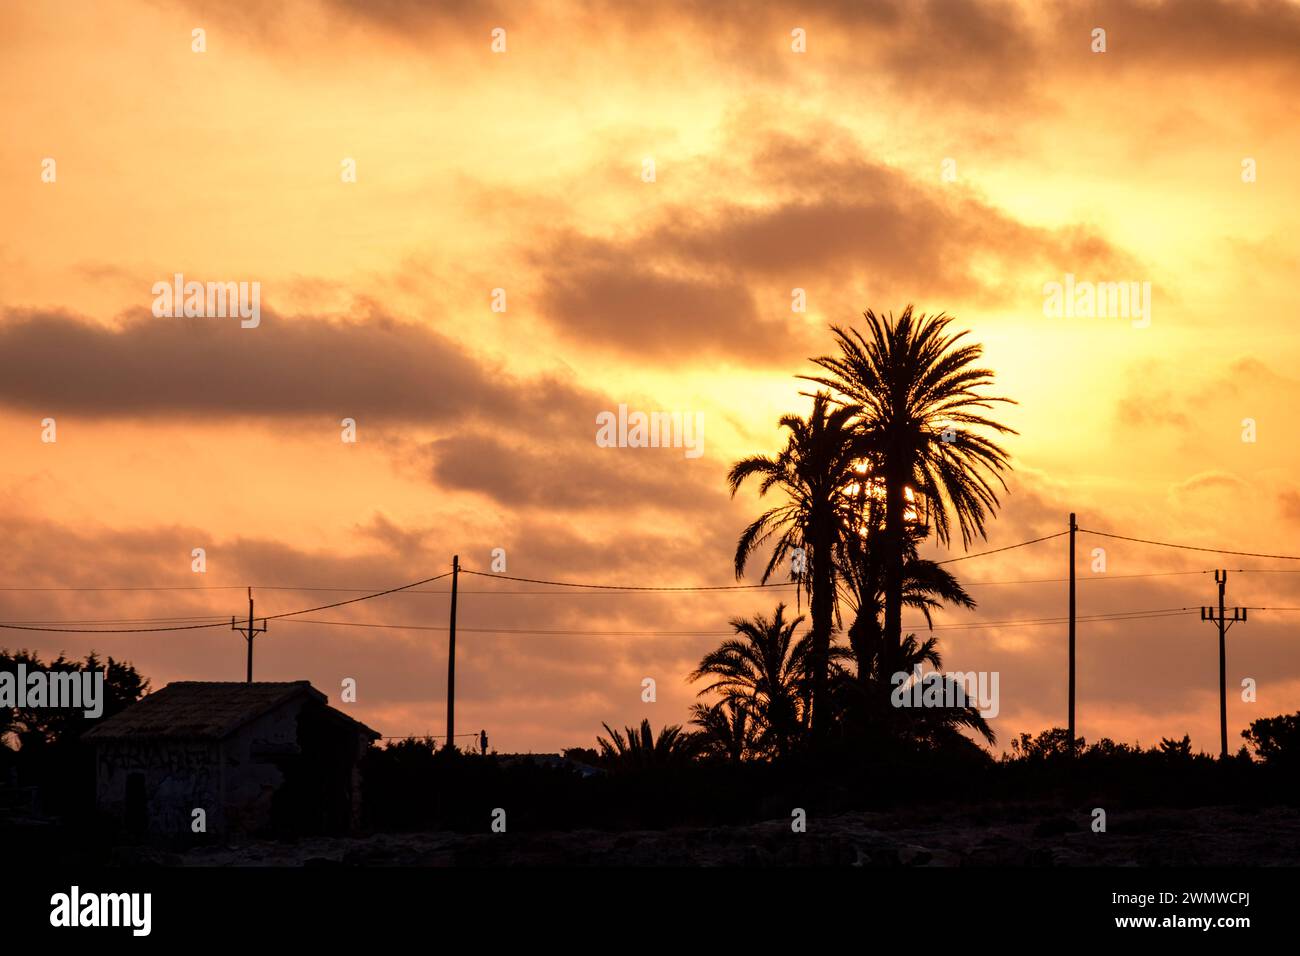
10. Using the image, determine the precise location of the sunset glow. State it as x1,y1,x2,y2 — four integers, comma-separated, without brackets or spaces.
3,0,1300,760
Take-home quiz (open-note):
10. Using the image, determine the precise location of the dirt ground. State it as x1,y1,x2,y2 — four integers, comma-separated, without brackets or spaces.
159,803,1300,866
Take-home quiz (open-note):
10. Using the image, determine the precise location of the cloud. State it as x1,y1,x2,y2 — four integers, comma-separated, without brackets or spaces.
534,233,806,363
186,0,1300,107
321,0,506,33
1055,0,1300,72
1174,471,1247,495
310,0,1041,104
1277,490,1300,527
529,131,1130,359
0,308,596,427
424,427,729,513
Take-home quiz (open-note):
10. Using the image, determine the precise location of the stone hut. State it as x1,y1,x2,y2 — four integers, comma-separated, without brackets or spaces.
83,681,379,838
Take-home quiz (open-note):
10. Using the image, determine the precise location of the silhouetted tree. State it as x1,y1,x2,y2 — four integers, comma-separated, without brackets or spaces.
689,604,814,759
1,649,149,818
1005,727,1084,761
689,700,754,762
833,629,995,747
596,719,700,770
1242,712,1300,766
727,393,863,736
839,526,975,694
1,648,149,749
804,308,1015,678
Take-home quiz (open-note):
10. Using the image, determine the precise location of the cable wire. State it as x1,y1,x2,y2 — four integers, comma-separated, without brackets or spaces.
1080,528,1300,561
459,569,798,592
933,531,1069,565
0,570,455,633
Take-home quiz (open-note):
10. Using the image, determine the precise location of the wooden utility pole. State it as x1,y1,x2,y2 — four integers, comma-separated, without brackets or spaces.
445,555,460,751
1201,570,1247,758
232,586,267,683
1068,513,1077,751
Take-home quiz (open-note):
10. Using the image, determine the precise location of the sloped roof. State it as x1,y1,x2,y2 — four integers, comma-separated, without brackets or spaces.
83,681,379,742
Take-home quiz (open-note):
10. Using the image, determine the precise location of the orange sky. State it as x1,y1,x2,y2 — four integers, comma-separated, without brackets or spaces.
3,0,1300,755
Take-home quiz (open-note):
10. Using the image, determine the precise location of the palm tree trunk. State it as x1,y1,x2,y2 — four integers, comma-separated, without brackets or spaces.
810,530,833,739
882,464,905,682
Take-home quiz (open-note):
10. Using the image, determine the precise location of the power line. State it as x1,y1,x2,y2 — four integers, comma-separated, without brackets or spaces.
0,570,455,633
459,569,799,592
274,605,1197,636
0,583,455,594
459,536,1067,588
0,615,230,626
0,585,250,593
0,606,1199,636
933,531,1069,565
0,618,236,635
0,569,1234,615
1080,528,1300,562
926,610,1196,631
258,571,453,621
3,559,1294,598
963,569,1212,587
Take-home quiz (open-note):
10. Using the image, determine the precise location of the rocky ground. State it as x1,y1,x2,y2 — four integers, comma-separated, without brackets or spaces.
155,802,1300,866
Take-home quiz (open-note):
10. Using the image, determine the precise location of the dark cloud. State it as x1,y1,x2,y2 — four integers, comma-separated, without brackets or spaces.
1054,0,1300,71
165,0,1300,120
316,0,1040,103
425,428,728,512
0,309,595,427
531,133,1129,359
1279,490,1300,527
321,0,506,32
535,232,809,363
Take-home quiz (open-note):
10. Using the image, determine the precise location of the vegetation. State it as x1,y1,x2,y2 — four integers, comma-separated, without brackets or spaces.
688,603,822,759
690,308,1013,760
596,718,701,770
0,648,148,822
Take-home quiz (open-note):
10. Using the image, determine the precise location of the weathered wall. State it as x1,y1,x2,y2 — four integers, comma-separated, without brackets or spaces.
220,698,304,833
95,740,221,836
94,697,373,837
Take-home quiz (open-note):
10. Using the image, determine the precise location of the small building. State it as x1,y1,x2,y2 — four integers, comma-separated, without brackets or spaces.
84,681,379,839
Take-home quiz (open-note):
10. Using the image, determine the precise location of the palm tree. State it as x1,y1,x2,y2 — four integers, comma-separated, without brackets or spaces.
690,604,848,757
839,526,976,688
805,307,1015,676
727,393,863,735
892,635,996,746
689,700,754,762
832,628,996,747
595,718,700,770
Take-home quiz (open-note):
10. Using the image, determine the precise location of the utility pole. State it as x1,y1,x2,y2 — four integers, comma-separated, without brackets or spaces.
445,555,459,752
231,586,267,683
1068,513,1076,751
1201,570,1247,758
